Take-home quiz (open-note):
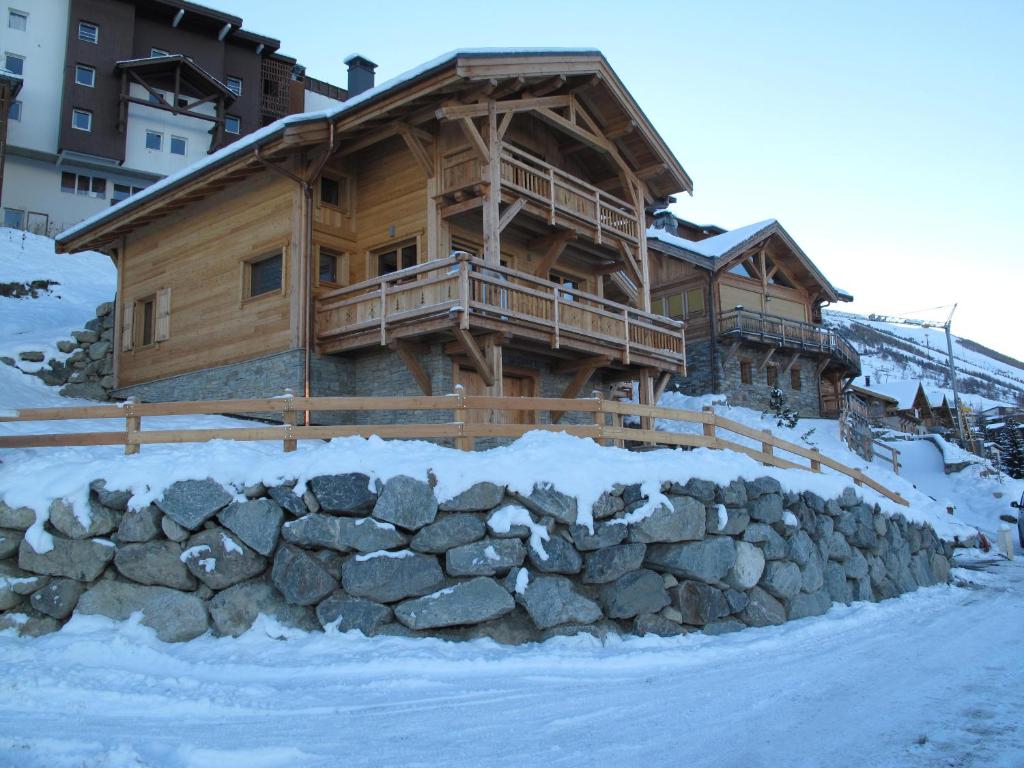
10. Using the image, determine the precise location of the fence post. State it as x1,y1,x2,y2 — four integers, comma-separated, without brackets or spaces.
702,405,717,448
454,384,473,451
591,389,605,445
891,447,900,475
124,402,140,456
761,429,774,465
282,394,297,453
811,448,821,472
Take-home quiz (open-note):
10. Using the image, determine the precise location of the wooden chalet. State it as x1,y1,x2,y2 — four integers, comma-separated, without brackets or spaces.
55,49,692,426
645,213,860,417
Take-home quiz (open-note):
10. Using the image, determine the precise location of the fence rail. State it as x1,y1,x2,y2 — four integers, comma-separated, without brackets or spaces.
0,393,909,506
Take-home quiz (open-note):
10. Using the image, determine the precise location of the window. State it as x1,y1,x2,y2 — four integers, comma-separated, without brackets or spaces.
61,172,106,198
224,115,240,134
791,367,802,391
246,251,283,298
170,135,187,156
3,208,24,229
144,130,162,151
374,241,417,276
150,47,169,57
8,10,27,31
319,248,340,284
8,100,21,121
686,287,706,318
78,21,99,44
136,296,155,348
551,271,581,301
74,64,95,87
72,108,92,132
226,76,242,96
111,184,144,205
740,360,753,385
319,175,349,211
148,90,164,105
766,365,778,388
4,53,24,76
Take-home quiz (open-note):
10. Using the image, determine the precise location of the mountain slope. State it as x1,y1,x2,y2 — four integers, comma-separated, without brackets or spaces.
825,309,1024,409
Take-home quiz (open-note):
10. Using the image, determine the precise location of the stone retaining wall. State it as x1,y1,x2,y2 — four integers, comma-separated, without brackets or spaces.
0,474,953,642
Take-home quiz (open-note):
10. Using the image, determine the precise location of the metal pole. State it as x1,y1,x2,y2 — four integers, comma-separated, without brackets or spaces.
944,304,968,445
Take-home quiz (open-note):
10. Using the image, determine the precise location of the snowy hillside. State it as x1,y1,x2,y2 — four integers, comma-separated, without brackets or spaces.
825,309,1024,408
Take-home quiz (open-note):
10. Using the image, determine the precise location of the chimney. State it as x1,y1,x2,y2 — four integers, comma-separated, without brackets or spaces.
865,375,872,387
651,210,677,236
344,54,377,97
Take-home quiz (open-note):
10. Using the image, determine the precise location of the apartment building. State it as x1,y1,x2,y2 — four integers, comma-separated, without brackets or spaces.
0,0,347,235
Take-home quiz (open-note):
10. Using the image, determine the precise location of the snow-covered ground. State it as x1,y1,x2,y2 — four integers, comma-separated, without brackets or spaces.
1,557,1022,768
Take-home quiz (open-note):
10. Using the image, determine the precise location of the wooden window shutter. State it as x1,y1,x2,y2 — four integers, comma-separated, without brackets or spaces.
155,287,171,342
121,300,134,352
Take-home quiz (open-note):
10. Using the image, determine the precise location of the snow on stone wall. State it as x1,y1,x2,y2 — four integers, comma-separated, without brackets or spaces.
0,472,954,642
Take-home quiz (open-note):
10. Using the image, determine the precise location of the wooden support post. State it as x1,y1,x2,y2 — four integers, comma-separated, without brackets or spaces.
454,384,474,451
482,100,501,265
453,327,495,386
124,406,140,456
591,389,606,445
811,448,822,473
702,405,716,448
282,396,297,453
392,340,432,396
639,368,654,442
552,284,560,349
551,361,600,423
653,370,672,405
498,197,525,233
891,447,900,475
761,429,774,466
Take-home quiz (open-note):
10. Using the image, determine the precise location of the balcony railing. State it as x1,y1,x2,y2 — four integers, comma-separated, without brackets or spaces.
719,308,861,373
440,143,640,245
315,254,684,369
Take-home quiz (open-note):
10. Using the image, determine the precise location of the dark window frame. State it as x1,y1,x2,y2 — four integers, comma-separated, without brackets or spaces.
740,359,753,385
71,108,92,132
8,9,27,31
77,21,99,44
244,250,285,300
373,240,418,277
74,64,95,87
135,295,156,348
791,367,802,390
4,53,24,76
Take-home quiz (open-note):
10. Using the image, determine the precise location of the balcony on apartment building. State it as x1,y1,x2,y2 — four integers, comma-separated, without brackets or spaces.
719,307,861,375
315,253,685,372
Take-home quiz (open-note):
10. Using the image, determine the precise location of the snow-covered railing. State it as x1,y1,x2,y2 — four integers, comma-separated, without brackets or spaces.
719,308,861,373
0,393,908,506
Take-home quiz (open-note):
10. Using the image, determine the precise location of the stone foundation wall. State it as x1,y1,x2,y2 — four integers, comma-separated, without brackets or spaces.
720,344,822,417
0,473,953,642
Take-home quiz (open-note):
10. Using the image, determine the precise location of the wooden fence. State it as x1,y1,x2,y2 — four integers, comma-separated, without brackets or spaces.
0,392,908,506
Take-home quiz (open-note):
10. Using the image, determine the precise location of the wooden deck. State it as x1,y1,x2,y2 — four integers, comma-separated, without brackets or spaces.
719,308,861,374
315,254,685,371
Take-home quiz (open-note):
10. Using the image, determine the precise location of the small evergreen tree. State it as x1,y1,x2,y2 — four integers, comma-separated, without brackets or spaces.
764,387,800,429
995,416,1024,479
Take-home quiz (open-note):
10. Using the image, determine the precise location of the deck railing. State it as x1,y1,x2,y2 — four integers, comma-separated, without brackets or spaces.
316,254,685,367
719,308,861,372
498,145,639,244
0,394,908,506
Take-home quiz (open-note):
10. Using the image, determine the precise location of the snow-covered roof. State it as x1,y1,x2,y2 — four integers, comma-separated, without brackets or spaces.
857,380,926,411
59,47,678,249
646,220,776,260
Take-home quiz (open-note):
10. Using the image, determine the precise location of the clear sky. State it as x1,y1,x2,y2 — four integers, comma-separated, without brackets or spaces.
217,0,1023,357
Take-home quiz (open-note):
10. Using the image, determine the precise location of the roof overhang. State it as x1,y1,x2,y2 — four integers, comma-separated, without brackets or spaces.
116,54,237,102
57,50,695,254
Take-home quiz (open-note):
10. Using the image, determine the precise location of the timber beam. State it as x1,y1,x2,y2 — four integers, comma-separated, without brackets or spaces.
390,340,432,395
452,327,495,386
757,347,776,372
653,370,673,404
721,340,741,366
555,355,611,373
550,359,603,423
530,230,576,276
782,353,801,376
458,117,489,163
497,198,526,233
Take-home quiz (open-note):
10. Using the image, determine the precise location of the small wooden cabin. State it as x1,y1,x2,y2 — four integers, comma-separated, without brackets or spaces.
55,50,692,426
645,213,859,417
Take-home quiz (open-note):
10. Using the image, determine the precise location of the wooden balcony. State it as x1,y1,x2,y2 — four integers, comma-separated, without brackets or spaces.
441,144,640,247
719,308,861,374
315,255,685,371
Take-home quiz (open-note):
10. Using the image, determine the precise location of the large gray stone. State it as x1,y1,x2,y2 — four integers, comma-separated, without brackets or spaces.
217,499,284,556
739,586,786,627
0,562,47,601
824,561,852,603
267,486,307,517
526,535,582,575
716,480,748,507
271,545,337,605
308,473,376,514
674,580,730,626
76,580,209,642
316,592,393,635
705,505,750,536
180,528,266,590
676,478,717,504
628,496,706,544
644,537,736,585
760,561,802,600
0,527,23,559
787,590,831,620
161,516,189,542
800,551,825,593
745,477,782,499
116,505,162,543
724,540,765,591
828,531,852,562
634,613,686,637
703,618,747,636
910,552,936,587
446,538,525,577
90,480,132,511
600,569,670,619
395,577,515,629
582,542,647,584
0,501,35,530
208,578,319,637
30,578,84,620
342,550,444,603
115,541,196,590
748,493,784,524
521,575,602,629
372,475,438,532
743,523,787,559
439,482,505,512
282,513,347,551
18,536,114,582
931,552,951,583
845,548,870,580
787,530,816,567
411,514,486,553
591,492,625,520
0,611,60,637
515,484,577,525
48,499,117,540
155,479,232,531
339,517,409,553
569,521,627,551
